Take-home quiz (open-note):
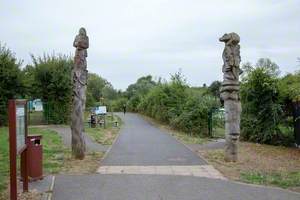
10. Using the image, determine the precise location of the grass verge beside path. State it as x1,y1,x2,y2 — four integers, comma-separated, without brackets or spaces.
198,142,300,192
0,127,103,200
85,114,122,145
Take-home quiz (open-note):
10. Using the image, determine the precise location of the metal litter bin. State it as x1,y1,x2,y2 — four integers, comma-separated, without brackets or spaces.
27,135,43,181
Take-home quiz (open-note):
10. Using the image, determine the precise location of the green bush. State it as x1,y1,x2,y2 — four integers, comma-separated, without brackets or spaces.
30,54,73,124
137,72,220,136
110,97,128,112
0,44,23,126
125,75,157,112
240,59,291,145
171,94,219,135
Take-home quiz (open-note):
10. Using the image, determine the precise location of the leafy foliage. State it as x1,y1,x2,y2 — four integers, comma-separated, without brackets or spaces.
208,80,222,98
278,71,300,102
86,73,106,106
0,44,23,125
131,72,220,135
240,58,287,144
125,75,157,111
29,54,73,124
86,73,119,109
110,97,128,111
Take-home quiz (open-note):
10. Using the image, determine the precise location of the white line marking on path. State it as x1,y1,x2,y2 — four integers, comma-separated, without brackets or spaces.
97,165,226,180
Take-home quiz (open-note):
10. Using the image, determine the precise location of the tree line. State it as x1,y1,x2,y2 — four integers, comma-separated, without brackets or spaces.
0,43,119,125
111,59,300,146
1,43,299,146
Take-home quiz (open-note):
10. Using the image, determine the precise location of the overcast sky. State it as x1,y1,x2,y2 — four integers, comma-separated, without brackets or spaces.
1,0,299,90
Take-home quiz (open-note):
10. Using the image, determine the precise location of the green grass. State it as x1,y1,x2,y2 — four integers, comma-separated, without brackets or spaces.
212,127,225,138
85,114,122,145
29,111,47,125
170,131,209,144
0,128,9,194
240,171,300,189
0,127,67,197
29,128,67,173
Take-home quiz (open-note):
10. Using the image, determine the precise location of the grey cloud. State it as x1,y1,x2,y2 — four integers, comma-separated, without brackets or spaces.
0,0,299,90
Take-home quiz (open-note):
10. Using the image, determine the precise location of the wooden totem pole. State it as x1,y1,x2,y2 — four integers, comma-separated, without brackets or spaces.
71,27,89,159
219,32,242,162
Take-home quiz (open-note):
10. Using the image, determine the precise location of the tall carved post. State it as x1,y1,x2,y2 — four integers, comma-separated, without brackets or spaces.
219,32,242,162
71,28,89,159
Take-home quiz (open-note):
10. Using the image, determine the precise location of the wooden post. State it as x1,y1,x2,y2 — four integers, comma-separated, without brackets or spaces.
9,100,17,200
8,100,29,200
21,149,28,192
22,102,29,191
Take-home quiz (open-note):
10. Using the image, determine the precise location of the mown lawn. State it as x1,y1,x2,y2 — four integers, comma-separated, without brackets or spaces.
0,127,9,195
0,127,67,199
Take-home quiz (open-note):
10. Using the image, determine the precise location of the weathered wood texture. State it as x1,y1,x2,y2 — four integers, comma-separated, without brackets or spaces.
71,28,89,159
219,32,242,162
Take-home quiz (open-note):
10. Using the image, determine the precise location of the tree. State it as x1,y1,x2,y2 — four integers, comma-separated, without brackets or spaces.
102,83,118,100
278,71,300,103
240,58,282,144
126,75,157,98
256,58,280,76
208,81,222,98
125,75,157,111
86,73,119,108
29,54,73,124
278,71,300,145
87,73,106,105
0,44,23,126
22,64,36,98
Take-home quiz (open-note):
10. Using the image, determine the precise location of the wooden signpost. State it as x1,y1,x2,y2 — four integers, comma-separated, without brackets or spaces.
8,99,29,200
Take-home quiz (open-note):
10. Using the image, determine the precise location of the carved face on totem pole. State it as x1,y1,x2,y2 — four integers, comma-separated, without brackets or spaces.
73,27,89,57
73,27,89,87
219,32,241,82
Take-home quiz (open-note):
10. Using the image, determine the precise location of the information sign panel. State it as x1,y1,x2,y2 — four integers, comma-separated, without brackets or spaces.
16,104,26,153
95,106,107,115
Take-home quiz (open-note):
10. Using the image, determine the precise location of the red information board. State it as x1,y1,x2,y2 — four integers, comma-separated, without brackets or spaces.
8,100,28,200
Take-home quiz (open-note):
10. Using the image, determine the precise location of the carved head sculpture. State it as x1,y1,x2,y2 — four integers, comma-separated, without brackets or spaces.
79,27,87,36
219,32,240,45
73,27,89,52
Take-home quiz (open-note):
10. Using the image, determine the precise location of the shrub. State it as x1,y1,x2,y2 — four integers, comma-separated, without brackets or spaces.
171,94,219,135
0,44,23,126
30,54,73,124
240,59,287,144
110,97,128,112
137,72,220,135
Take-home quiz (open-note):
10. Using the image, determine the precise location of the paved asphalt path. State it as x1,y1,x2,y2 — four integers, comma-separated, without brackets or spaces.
101,113,206,166
54,174,300,200
53,113,300,200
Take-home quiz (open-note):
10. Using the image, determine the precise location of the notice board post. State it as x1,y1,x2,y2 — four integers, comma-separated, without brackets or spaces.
8,99,29,200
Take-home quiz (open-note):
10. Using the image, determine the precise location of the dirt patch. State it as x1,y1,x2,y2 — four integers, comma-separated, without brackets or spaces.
61,152,103,175
19,189,42,200
102,130,115,145
198,142,300,191
1,186,43,200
